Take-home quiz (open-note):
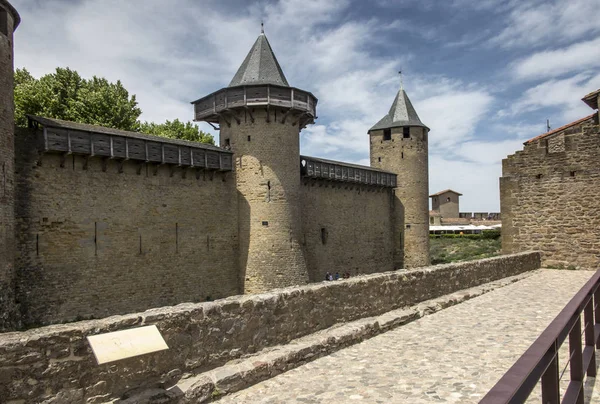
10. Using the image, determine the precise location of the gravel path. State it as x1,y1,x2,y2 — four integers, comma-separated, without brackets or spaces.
219,270,597,404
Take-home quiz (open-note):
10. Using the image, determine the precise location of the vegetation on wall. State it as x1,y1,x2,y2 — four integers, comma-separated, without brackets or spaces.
14,67,214,145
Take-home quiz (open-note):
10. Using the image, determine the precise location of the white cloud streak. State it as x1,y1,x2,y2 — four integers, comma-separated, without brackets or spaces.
512,37,600,81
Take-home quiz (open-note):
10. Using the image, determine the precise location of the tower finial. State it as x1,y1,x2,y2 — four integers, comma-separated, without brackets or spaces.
261,21,264,34
399,70,403,91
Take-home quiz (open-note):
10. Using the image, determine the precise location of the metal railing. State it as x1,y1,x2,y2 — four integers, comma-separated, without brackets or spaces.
481,270,600,403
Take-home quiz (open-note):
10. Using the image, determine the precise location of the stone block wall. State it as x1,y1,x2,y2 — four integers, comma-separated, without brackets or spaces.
0,252,540,403
0,0,19,331
300,180,395,281
501,117,600,268
14,128,240,327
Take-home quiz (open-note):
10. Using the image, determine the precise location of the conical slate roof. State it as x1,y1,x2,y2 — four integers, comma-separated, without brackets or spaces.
228,33,290,87
369,88,428,132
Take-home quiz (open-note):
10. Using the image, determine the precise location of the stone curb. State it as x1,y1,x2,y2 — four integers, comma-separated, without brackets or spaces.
117,270,538,404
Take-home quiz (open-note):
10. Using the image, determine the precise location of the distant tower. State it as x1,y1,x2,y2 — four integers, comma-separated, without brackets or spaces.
192,30,318,293
0,0,20,330
368,82,430,268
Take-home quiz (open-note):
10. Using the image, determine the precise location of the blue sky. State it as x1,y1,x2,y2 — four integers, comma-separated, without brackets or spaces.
10,0,600,211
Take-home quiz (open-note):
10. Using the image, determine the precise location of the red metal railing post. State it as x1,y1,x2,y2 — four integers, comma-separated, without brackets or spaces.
541,342,560,404
595,288,600,350
584,297,597,377
568,316,584,403
480,270,600,404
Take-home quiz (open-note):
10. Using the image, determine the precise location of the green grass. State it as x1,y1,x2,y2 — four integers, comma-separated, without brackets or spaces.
430,237,502,265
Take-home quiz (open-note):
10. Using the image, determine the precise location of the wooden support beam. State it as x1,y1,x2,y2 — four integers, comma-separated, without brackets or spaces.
219,114,231,128
245,107,255,123
229,110,241,125
280,108,293,124
101,157,108,172
83,156,90,170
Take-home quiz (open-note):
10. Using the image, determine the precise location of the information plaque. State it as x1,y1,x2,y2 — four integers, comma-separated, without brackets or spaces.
86,325,169,364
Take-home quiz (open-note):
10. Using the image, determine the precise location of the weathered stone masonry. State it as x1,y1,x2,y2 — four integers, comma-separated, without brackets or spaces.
501,91,600,269
0,4,432,329
0,0,20,331
0,252,541,404
14,124,240,327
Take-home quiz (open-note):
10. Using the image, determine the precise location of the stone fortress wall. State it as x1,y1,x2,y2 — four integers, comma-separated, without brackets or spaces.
0,252,541,404
0,0,433,330
501,99,600,268
0,0,20,331
14,127,241,327
300,180,395,282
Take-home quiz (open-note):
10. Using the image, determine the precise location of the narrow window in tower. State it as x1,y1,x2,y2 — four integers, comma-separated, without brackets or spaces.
406,224,411,229
224,138,231,150
403,127,410,139
267,180,271,202
383,129,391,141
0,9,8,37
321,227,328,245
247,135,251,142
401,152,404,159
378,157,381,162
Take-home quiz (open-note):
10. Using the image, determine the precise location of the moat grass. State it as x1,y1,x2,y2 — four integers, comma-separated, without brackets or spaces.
430,236,502,265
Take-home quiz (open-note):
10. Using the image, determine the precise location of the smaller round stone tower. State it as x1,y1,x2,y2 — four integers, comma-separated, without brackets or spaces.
0,0,20,331
192,29,318,293
368,84,430,269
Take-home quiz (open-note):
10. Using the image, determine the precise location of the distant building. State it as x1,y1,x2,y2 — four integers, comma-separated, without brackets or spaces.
430,189,462,218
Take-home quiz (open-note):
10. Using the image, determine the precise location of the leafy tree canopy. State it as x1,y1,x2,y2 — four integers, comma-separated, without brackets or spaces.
139,119,214,145
15,67,141,131
14,67,214,145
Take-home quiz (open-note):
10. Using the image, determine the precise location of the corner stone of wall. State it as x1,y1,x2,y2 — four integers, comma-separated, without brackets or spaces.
0,252,541,403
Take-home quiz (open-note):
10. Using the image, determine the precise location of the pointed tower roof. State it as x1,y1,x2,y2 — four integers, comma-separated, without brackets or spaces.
228,33,290,87
369,88,428,132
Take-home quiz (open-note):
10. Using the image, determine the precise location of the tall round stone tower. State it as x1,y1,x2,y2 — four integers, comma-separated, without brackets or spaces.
192,30,317,293
0,0,20,330
368,84,430,269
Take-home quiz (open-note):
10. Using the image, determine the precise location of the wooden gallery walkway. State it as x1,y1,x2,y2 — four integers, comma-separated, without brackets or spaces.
218,270,599,404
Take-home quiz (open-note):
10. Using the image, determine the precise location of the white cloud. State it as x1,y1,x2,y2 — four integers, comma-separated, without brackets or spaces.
512,37,600,80
491,0,600,49
505,73,600,122
14,0,588,212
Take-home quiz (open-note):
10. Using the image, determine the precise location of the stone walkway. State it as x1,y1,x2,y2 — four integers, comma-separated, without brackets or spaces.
219,270,598,404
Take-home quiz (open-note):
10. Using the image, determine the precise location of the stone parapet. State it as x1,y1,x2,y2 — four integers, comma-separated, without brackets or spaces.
0,252,540,403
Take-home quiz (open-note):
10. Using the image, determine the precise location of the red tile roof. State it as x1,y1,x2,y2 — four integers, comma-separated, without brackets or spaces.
524,114,596,145
429,189,462,197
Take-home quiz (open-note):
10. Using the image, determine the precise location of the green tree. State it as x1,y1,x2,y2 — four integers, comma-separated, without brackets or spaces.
139,119,214,145
14,67,141,131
